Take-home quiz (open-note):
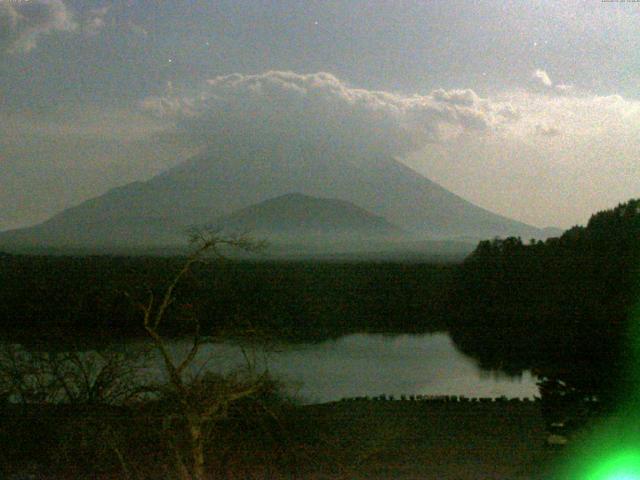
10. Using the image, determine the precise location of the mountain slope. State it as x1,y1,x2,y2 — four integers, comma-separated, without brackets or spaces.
0,141,551,249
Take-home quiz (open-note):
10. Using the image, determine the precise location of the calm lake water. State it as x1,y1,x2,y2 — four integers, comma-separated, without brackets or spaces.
158,333,539,404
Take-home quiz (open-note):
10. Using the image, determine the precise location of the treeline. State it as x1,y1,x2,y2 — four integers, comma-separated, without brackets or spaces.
0,257,454,346
447,199,640,405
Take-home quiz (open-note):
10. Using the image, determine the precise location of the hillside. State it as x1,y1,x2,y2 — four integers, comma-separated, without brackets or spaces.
213,193,399,239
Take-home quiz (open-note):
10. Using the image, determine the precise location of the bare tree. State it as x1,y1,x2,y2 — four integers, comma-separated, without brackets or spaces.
0,342,152,477
0,343,146,405
128,229,275,480
0,230,282,479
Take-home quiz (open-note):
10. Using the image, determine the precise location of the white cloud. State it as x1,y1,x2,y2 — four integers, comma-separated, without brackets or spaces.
0,0,76,54
141,71,518,157
406,87,640,227
532,69,553,87
140,70,640,168
495,90,640,140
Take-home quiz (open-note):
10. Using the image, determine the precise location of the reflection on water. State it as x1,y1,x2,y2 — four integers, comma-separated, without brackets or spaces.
157,333,539,404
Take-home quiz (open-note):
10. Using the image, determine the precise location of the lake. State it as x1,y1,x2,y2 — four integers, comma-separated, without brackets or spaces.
158,333,539,404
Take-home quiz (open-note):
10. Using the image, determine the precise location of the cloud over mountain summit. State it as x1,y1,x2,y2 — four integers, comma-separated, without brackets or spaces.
141,71,518,157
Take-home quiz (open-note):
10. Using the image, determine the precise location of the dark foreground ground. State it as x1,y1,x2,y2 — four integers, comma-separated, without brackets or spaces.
304,399,556,480
2,398,564,479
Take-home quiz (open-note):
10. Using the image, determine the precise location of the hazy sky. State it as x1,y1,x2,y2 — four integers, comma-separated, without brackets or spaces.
1,0,639,230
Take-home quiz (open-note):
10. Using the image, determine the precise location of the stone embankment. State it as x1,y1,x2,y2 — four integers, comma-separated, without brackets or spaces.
332,394,538,404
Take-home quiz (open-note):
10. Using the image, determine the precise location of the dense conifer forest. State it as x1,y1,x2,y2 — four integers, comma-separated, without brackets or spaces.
0,257,453,347
448,199,640,407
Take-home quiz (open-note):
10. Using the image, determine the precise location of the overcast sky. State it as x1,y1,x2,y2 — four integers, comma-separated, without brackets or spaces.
1,0,639,230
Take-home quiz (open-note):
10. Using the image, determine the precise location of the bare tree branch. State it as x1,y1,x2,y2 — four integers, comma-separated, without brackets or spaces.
128,229,268,480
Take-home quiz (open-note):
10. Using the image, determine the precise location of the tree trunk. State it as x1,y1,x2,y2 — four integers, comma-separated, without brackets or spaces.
189,417,206,480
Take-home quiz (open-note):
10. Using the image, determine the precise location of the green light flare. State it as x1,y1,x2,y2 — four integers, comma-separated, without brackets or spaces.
584,450,640,480
548,208,640,479
551,300,640,479
551,419,640,479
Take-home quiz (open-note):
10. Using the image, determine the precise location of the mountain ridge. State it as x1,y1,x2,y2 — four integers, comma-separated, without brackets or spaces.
0,141,558,250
